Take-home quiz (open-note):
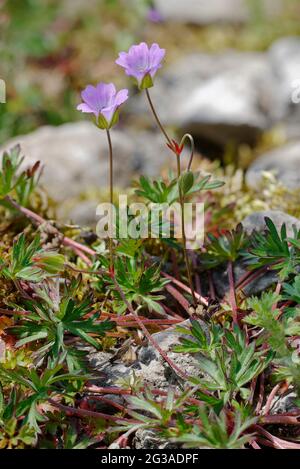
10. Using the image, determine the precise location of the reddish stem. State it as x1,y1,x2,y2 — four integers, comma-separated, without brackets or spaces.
162,272,208,307
263,383,281,416
227,261,238,325
111,275,190,380
48,399,136,423
5,195,96,258
255,372,265,414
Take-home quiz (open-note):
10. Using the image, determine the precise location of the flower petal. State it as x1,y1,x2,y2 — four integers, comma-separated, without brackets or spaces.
101,104,117,124
77,102,96,115
81,85,100,113
115,88,129,106
149,43,165,69
115,51,129,68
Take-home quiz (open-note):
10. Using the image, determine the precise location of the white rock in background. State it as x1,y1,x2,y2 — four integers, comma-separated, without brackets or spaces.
154,0,282,25
269,37,300,124
131,52,273,145
0,122,171,222
246,141,300,190
242,210,300,236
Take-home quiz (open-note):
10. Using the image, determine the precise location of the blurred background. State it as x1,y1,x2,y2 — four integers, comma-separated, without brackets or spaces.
1,0,300,225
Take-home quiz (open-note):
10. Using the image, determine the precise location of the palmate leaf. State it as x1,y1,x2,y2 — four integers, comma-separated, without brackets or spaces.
0,364,87,433
1,233,65,282
0,145,42,207
242,217,300,279
174,407,256,449
200,224,248,269
185,173,225,195
0,145,24,197
134,175,178,204
283,275,300,304
245,292,291,357
104,257,169,313
9,284,115,370
134,172,224,206
174,320,222,354
179,324,270,401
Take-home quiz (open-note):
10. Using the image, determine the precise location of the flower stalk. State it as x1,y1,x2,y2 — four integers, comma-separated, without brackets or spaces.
106,129,114,273
176,153,197,307
145,88,196,306
145,88,173,146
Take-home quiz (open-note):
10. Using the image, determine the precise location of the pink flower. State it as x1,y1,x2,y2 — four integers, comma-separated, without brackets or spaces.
77,82,128,129
116,42,165,89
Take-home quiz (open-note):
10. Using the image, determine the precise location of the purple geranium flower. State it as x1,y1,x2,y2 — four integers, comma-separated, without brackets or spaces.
77,82,128,129
116,42,165,89
147,8,164,23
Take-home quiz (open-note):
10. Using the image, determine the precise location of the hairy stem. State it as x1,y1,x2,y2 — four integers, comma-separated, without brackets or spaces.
4,196,96,259
106,129,114,272
145,88,173,146
228,260,238,325
176,154,197,307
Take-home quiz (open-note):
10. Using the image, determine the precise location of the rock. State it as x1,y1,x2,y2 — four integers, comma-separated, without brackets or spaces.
153,0,282,25
130,52,273,145
212,211,300,298
268,37,300,123
246,142,300,190
242,210,300,237
269,391,298,415
212,260,278,298
88,350,134,386
134,429,177,449
67,200,99,226
89,320,202,391
137,320,202,389
0,123,171,223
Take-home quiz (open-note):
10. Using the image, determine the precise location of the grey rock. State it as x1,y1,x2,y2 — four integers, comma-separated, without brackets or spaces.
242,210,300,237
88,350,134,386
87,320,203,391
246,141,300,190
268,37,300,124
269,391,298,415
136,320,201,389
67,200,99,226
154,0,282,25
213,211,300,299
0,123,170,220
212,260,278,298
134,429,177,449
130,52,273,145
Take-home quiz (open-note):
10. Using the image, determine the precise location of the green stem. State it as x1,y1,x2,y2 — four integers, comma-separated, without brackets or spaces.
176,154,197,307
145,89,196,306
228,260,238,325
106,129,114,272
145,88,173,147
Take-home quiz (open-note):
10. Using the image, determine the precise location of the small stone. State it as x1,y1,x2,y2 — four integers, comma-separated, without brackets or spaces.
269,392,298,415
242,210,300,237
134,429,177,449
246,142,300,191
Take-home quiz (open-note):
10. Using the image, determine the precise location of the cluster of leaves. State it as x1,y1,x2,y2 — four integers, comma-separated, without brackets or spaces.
200,223,248,270
1,146,300,450
0,145,41,206
135,172,224,205
109,220,300,448
8,278,115,372
242,218,300,280
0,233,65,282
